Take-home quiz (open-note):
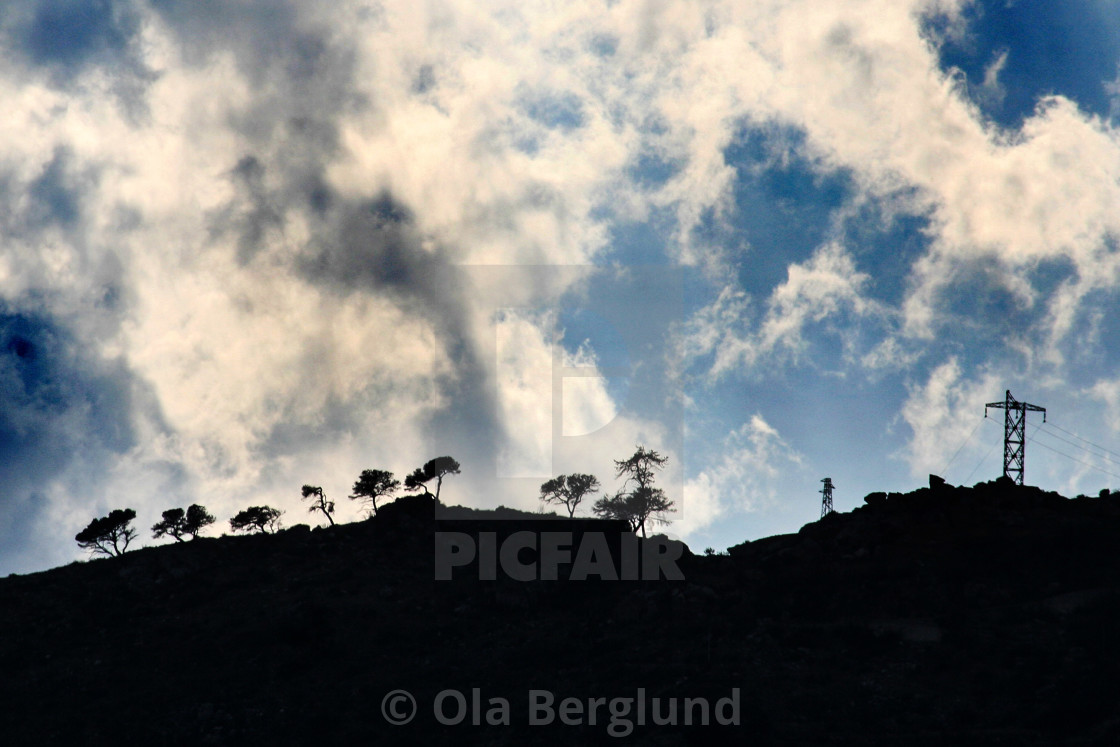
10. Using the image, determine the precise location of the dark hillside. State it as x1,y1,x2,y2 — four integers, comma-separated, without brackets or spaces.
4,482,1120,744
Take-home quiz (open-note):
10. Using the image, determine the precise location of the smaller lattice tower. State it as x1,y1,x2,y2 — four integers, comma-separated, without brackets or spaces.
820,477,835,518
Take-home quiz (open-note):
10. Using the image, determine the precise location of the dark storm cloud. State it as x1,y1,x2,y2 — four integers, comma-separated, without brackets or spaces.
26,147,91,231
294,190,506,470
0,147,132,332
147,0,508,474
207,155,286,266
149,0,366,117
0,84,151,576
2,0,141,70
150,0,313,70
144,0,506,472
152,0,366,219
298,193,430,293
166,0,370,269
0,0,153,117
0,310,139,573
0,146,99,239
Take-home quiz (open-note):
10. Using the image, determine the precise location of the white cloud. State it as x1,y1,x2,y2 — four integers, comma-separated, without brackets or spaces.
561,342,619,438
489,307,676,516
494,309,557,477
979,48,1009,108
678,242,876,379
1090,378,1120,434
1107,64,1120,122
898,358,1001,479
678,414,803,536
759,242,874,354
861,336,920,372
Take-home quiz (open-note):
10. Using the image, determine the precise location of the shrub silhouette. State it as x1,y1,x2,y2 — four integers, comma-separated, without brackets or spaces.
152,504,216,541
403,456,460,503
539,473,600,518
301,485,335,526
75,508,137,557
229,506,283,534
349,470,400,517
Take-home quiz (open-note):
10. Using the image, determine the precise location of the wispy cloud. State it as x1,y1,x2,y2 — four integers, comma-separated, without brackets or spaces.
680,414,803,535
898,358,1000,479
677,242,878,379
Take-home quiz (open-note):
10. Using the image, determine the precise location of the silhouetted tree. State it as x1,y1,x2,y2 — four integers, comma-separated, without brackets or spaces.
592,446,674,536
615,446,668,492
152,508,187,542
151,504,216,542
75,509,137,557
301,485,335,526
540,473,600,518
592,487,673,535
592,490,635,529
349,470,400,517
183,504,216,538
404,456,460,503
229,506,283,534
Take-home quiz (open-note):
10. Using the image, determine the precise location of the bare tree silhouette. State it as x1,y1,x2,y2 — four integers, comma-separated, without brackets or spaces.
301,485,335,526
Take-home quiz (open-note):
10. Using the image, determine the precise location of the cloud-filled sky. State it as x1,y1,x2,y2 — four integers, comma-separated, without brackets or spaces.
4,0,1120,574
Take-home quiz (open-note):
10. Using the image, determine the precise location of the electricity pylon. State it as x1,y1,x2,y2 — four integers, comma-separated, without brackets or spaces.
820,477,835,518
984,390,1046,486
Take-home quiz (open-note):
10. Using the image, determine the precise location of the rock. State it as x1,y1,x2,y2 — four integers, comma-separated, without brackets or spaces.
864,492,887,507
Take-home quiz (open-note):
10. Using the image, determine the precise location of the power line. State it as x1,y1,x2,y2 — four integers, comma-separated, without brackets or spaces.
944,403,1120,485
1043,421,1120,462
1025,434,1120,482
1035,425,1120,467
939,417,986,477
963,419,1002,484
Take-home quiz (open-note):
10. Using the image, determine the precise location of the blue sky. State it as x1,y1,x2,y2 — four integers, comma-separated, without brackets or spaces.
3,0,1120,573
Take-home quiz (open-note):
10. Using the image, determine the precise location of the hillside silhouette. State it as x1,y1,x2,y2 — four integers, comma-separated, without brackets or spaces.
4,481,1120,744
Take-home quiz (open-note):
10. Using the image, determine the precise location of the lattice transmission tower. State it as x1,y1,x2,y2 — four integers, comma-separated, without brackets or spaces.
984,389,1046,486
820,477,835,518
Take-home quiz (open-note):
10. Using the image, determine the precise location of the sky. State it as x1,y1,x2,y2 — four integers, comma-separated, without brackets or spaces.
3,0,1120,575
